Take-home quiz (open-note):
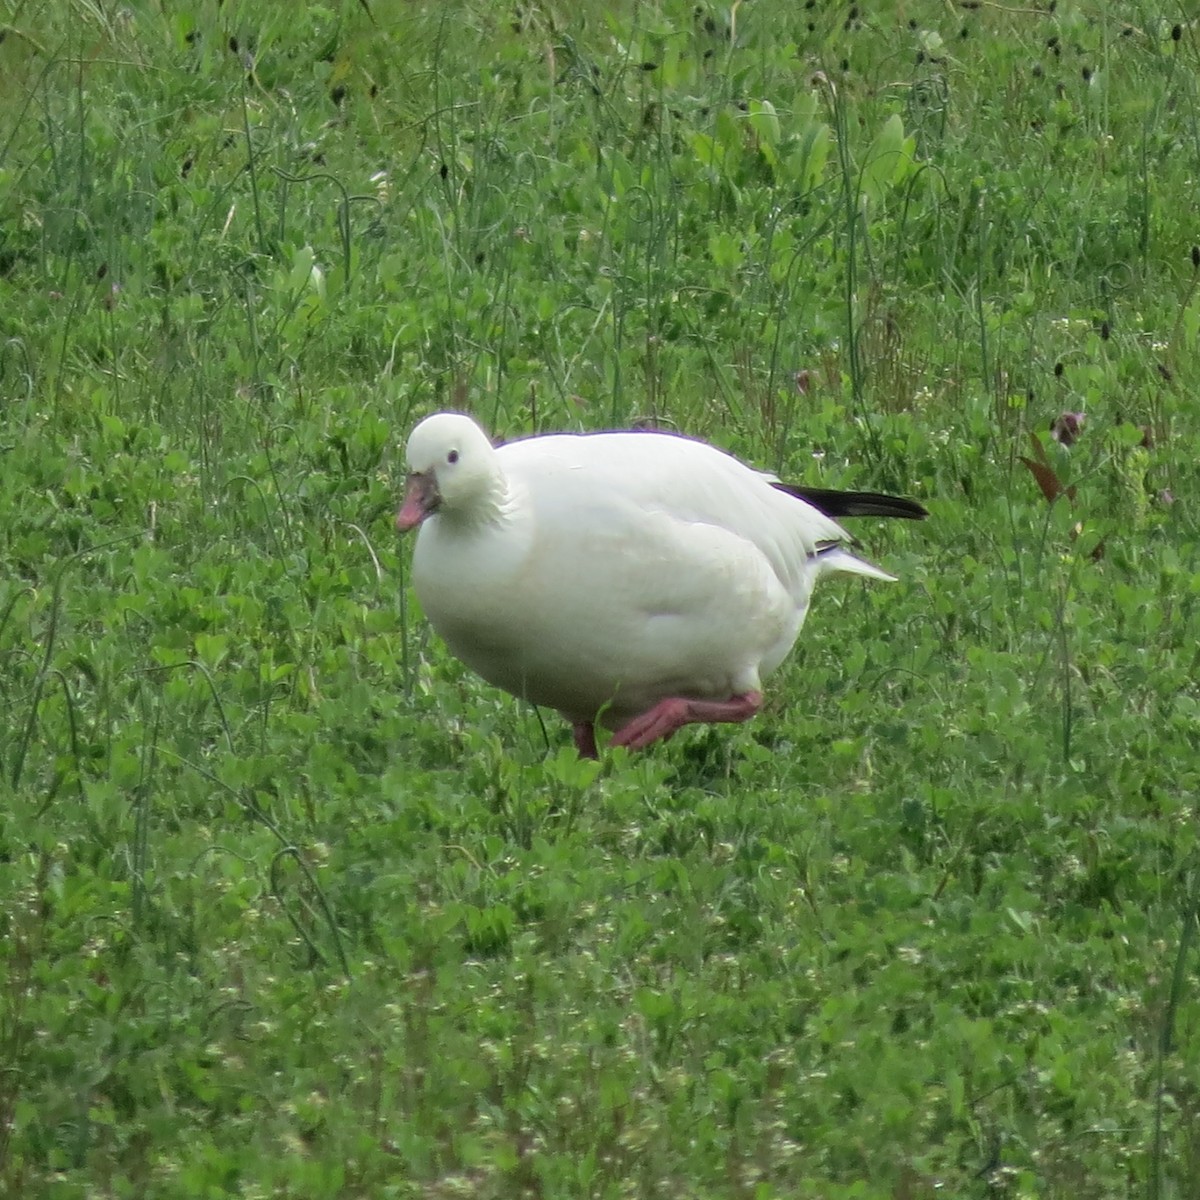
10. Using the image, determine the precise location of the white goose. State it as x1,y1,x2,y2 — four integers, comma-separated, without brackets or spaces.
397,413,925,756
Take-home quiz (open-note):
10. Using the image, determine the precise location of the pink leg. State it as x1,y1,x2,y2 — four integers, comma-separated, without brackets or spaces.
572,721,599,759
610,691,763,751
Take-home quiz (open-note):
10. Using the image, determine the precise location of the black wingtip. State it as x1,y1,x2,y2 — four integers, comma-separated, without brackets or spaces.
772,482,929,520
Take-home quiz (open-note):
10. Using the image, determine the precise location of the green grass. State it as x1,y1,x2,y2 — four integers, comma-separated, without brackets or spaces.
3,1,1200,1196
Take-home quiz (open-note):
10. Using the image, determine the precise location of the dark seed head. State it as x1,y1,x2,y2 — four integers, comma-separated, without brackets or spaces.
1100,320,1110,340
439,162,448,180
1082,66,1092,81
1054,361,1064,377
640,61,658,71
96,262,108,280
1172,23,1182,41
1192,244,1199,269
330,83,346,105
229,35,238,53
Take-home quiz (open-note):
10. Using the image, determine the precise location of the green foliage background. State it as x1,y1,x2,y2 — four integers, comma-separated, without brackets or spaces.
2,1,1199,1196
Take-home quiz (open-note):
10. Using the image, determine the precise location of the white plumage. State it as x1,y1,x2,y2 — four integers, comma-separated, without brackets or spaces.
396,412,924,755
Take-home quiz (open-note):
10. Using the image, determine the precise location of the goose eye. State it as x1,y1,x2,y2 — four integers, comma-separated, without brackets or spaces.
447,449,460,464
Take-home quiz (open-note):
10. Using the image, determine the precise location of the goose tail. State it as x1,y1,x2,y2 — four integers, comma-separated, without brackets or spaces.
815,544,897,583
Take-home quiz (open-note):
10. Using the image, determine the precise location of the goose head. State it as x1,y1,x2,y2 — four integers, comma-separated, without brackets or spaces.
396,413,503,531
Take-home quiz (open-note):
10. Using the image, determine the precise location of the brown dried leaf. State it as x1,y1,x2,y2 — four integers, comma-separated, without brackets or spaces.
1020,432,1076,503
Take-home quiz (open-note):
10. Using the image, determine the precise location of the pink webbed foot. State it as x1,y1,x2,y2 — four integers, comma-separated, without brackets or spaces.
572,722,599,759
610,691,763,751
